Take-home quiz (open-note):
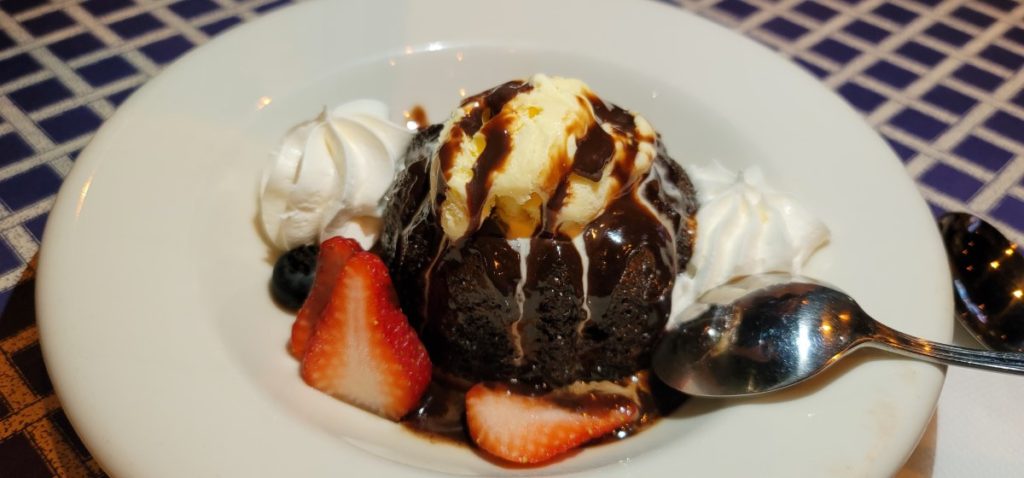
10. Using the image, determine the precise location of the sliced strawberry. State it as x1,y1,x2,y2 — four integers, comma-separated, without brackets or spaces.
300,251,432,421
465,383,639,464
288,237,361,359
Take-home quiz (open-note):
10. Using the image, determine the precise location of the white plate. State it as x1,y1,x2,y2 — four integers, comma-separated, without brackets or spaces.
37,0,952,476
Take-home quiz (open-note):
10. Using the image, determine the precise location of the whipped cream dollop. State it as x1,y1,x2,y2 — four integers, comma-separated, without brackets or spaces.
668,162,830,325
259,100,414,250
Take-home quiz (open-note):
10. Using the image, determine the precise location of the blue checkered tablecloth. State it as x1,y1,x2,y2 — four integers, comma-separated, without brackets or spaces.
0,0,1020,476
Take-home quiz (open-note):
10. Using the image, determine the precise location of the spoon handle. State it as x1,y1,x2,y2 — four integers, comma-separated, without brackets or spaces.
868,322,1024,374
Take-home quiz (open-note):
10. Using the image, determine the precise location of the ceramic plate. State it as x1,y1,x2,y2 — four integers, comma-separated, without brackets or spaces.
37,0,952,476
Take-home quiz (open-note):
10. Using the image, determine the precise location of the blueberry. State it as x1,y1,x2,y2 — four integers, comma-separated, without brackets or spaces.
270,244,319,310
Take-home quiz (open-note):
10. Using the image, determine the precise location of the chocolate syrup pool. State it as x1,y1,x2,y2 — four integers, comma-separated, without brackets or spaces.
401,372,688,447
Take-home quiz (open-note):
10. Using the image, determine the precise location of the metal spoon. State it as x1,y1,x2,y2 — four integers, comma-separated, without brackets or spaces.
652,273,1024,397
938,212,1024,352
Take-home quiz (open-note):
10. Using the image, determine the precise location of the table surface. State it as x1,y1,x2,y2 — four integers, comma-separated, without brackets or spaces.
0,0,1022,476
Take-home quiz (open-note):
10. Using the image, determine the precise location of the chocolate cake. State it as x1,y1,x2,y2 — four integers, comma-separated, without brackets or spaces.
377,77,699,390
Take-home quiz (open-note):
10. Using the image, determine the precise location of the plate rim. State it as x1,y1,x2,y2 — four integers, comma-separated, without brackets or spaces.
36,0,952,476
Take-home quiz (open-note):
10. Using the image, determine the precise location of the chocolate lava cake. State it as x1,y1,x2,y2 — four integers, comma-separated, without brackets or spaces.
377,80,698,390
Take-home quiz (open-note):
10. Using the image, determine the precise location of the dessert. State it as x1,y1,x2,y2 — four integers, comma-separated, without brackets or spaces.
378,74,698,388
259,75,829,465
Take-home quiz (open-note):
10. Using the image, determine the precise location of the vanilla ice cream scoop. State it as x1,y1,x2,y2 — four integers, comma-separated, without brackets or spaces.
259,100,413,250
434,74,657,239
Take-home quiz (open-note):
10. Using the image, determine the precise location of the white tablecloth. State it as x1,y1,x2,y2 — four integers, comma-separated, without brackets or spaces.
899,326,1024,477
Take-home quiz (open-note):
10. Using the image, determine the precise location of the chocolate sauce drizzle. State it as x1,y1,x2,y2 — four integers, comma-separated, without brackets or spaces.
573,123,615,181
439,81,532,176
464,117,513,234
587,93,636,132
459,81,531,136
407,105,430,130
542,175,573,234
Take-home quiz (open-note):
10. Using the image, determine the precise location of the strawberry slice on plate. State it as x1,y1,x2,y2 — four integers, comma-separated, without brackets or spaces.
288,236,361,358
300,250,432,421
465,383,639,464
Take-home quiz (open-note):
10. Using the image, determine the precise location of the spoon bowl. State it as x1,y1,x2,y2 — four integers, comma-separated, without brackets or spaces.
938,212,1024,352
653,273,1024,397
